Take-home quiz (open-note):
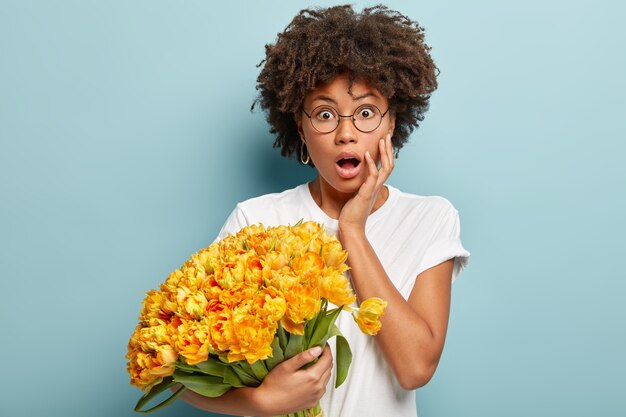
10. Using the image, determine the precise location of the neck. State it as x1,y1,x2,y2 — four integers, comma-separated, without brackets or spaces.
308,176,389,220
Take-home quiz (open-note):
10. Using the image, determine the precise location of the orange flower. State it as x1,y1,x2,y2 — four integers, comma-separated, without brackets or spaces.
150,345,178,376
136,323,173,352
315,269,357,307
281,283,321,335
174,318,212,365
291,252,325,284
161,269,184,291
126,323,178,390
127,221,387,403
139,289,170,325
352,297,387,335
208,308,238,356
127,350,161,389
180,291,209,320
231,310,276,363
253,287,287,324
320,240,348,268
244,254,264,287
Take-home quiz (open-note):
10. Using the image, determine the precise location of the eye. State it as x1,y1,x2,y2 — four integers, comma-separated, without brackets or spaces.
356,106,377,119
314,107,336,121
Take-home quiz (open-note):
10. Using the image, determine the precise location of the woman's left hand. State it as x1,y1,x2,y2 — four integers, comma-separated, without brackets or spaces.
338,133,394,234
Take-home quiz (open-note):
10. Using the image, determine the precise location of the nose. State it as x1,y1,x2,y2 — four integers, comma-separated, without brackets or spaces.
334,116,358,145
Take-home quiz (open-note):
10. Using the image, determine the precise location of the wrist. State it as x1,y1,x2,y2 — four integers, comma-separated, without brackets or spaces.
338,222,366,240
248,386,271,417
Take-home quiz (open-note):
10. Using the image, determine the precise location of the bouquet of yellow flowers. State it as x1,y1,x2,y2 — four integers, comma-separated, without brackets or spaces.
126,221,386,417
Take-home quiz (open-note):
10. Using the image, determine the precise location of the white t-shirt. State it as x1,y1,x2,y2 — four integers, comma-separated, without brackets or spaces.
216,183,470,417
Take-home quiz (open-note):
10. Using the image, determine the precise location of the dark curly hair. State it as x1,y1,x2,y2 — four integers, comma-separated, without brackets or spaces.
253,4,438,163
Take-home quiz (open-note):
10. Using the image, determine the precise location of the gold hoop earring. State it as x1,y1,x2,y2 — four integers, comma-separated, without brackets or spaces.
300,142,310,165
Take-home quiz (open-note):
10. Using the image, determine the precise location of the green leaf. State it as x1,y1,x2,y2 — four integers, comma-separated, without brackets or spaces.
265,337,285,371
173,372,232,397
221,366,246,388
174,362,197,374
309,307,342,348
334,333,352,388
294,219,304,226
328,323,341,339
134,377,186,413
305,300,328,347
277,322,288,351
249,360,269,380
191,356,226,378
284,333,304,359
230,363,262,386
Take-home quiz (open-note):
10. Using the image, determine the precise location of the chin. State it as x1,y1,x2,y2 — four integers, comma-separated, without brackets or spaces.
330,177,366,195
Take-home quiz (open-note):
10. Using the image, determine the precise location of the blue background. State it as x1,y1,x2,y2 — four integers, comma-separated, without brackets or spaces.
1,1,624,416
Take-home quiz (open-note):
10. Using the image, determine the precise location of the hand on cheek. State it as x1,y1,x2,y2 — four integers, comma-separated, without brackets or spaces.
338,133,394,233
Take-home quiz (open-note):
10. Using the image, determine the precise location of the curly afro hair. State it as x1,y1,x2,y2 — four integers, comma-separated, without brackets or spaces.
253,4,439,164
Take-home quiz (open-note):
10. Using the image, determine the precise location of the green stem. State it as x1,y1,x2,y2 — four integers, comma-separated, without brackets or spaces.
274,401,323,417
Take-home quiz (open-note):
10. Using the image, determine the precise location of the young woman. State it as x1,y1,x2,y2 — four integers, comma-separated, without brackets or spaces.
180,5,469,417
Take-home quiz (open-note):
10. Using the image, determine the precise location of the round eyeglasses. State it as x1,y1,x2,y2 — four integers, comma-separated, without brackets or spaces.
302,104,390,134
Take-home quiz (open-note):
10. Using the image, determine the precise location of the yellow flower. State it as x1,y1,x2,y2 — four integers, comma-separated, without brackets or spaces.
283,283,321,330
291,252,325,284
126,323,178,390
208,308,238,355
128,221,387,400
293,221,322,241
352,297,387,335
150,345,178,376
261,251,289,275
217,285,257,308
174,318,212,365
214,252,247,289
320,240,348,268
244,254,264,287
231,310,276,363
136,323,172,352
315,269,356,307
160,269,184,293
139,289,169,325
254,287,287,324
127,350,161,390
180,291,209,320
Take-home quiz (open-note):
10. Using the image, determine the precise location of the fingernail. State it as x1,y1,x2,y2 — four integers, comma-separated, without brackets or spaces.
309,346,322,357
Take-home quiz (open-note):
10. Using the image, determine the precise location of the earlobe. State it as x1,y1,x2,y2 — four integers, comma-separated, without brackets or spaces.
388,113,396,137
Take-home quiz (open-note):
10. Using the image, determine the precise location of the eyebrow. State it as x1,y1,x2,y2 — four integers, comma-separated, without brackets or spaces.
311,92,375,104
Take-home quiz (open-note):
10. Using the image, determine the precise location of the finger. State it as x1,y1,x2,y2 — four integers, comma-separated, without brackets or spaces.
374,141,389,189
283,346,323,371
387,134,395,171
320,362,333,387
361,152,379,196
378,138,389,173
375,134,394,186
316,345,333,368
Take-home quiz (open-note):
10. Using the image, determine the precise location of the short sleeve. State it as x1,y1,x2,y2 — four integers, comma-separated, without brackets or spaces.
416,207,470,283
214,204,249,242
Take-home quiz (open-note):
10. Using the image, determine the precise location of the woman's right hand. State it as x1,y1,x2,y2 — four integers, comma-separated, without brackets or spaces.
253,345,333,416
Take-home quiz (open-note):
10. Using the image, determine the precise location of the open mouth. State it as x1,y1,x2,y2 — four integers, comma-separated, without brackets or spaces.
336,157,361,168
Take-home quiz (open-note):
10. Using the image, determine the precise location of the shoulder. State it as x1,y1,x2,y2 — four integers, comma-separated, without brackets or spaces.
389,185,459,219
218,184,310,238
235,184,306,215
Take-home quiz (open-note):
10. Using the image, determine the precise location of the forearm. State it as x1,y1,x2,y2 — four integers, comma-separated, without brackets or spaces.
339,227,447,389
178,385,268,417
175,345,332,417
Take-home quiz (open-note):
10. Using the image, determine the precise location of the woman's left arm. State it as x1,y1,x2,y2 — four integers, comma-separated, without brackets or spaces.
338,134,454,390
340,227,453,390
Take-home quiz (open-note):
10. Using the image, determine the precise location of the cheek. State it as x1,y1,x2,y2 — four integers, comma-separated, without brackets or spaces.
306,143,330,164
